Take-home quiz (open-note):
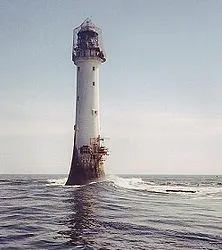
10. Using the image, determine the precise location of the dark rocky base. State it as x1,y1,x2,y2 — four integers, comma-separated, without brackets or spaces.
66,164,105,185
66,145,105,185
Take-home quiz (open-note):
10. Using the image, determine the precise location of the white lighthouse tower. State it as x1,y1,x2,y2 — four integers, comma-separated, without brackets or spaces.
66,19,108,185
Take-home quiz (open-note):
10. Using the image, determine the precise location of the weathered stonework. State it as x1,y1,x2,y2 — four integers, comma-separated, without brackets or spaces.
66,136,107,185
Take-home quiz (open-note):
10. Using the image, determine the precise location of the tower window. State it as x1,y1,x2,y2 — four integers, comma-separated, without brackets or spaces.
92,82,95,86
92,109,98,115
92,66,95,71
77,67,80,71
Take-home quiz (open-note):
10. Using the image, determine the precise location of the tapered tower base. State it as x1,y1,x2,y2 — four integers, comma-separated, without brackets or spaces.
66,153,105,185
66,137,107,185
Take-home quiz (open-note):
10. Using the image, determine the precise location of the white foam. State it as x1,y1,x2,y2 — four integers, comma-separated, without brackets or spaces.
46,178,67,186
106,175,152,191
45,175,222,198
106,175,219,195
46,178,99,187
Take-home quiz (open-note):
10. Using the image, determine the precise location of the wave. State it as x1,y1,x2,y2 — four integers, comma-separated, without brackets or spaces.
46,178,97,187
107,175,222,198
45,175,222,198
46,178,67,186
106,175,149,190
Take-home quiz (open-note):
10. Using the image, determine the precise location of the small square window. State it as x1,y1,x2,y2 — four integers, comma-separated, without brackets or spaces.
92,109,98,115
92,66,95,71
92,82,95,86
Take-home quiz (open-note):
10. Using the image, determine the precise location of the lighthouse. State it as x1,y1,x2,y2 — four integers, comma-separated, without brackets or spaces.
66,19,108,185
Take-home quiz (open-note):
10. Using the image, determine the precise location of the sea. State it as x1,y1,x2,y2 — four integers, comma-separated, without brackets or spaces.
0,174,221,250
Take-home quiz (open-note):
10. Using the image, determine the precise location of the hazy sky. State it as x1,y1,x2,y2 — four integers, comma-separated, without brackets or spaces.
0,0,222,174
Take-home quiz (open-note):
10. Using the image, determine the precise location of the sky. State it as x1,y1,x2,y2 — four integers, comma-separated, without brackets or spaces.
0,0,222,175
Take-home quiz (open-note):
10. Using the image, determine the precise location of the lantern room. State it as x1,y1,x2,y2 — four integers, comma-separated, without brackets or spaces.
72,18,106,63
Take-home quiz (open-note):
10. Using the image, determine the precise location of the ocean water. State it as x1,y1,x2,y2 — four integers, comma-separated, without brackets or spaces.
0,175,221,250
